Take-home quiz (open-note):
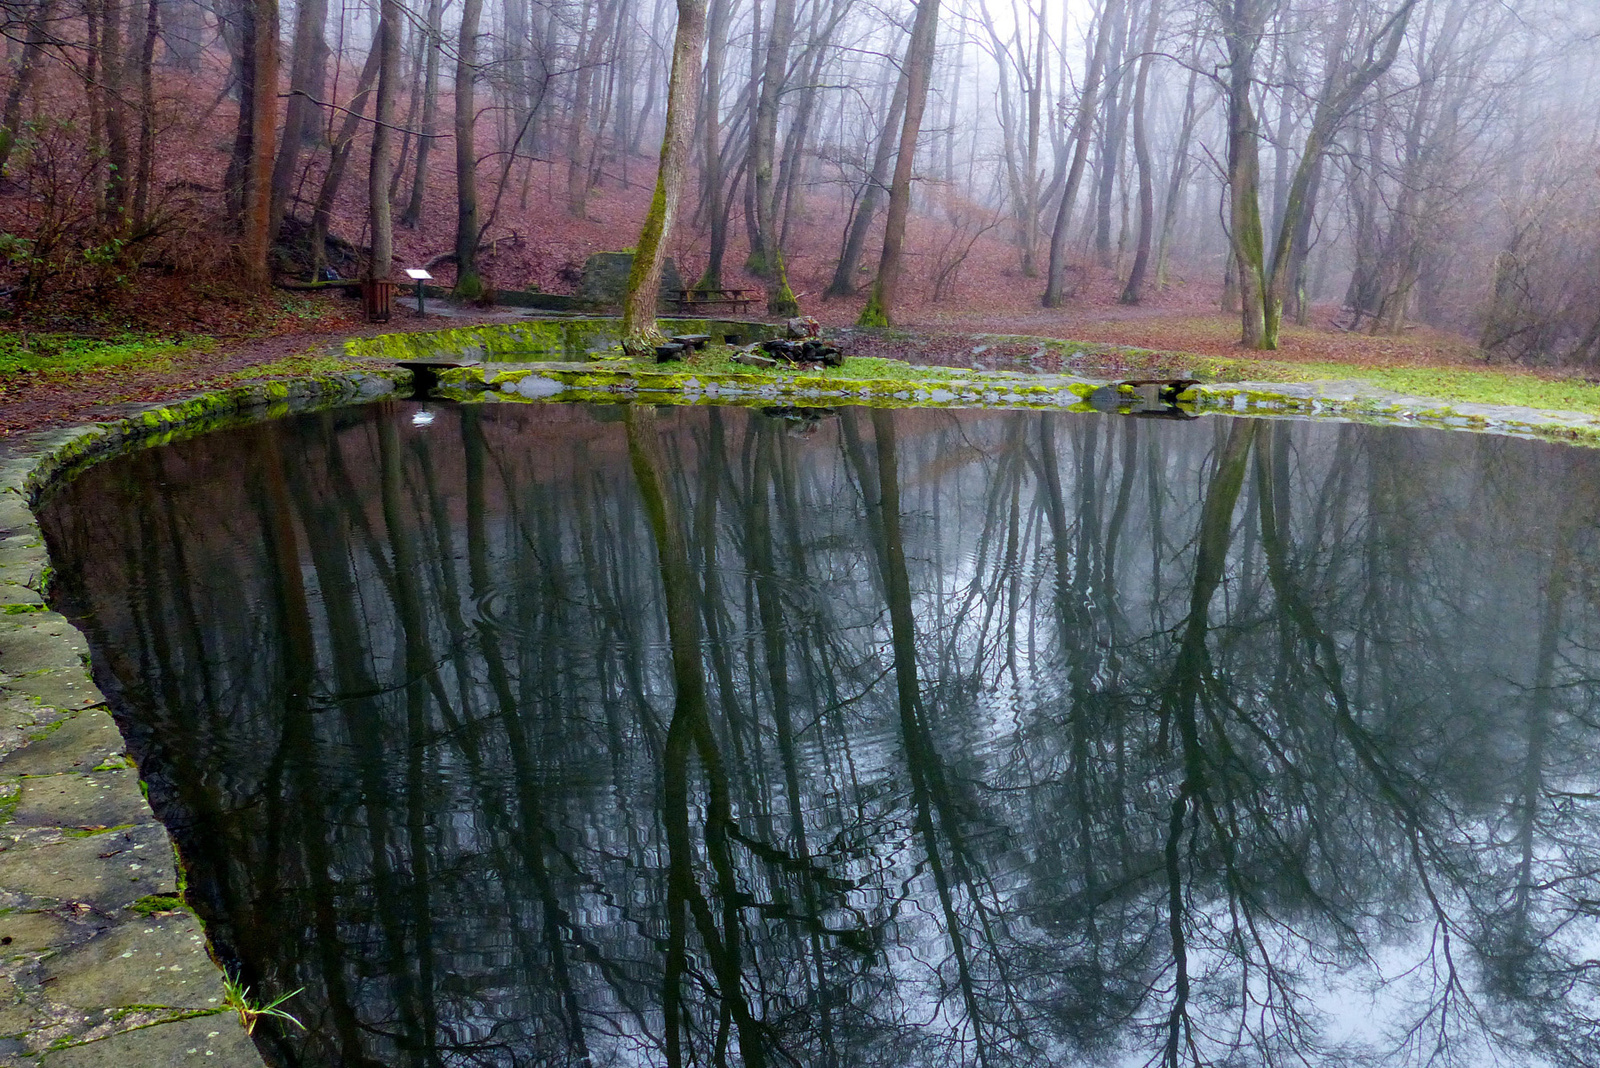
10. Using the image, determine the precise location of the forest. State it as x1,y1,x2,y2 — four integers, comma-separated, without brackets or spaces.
0,0,1597,357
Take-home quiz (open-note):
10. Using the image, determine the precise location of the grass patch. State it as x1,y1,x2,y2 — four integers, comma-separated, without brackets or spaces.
0,332,199,381
223,971,306,1036
210,347,371,386
1059,343,1600,416
1286,363,1600,416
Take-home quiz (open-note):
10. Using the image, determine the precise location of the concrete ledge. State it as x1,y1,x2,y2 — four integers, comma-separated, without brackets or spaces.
430,355,1600,447
0,367,410,1066
1179,380,1600,446
435,361,1106,409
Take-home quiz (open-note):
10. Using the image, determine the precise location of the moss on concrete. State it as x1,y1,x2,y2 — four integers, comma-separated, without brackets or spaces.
345,317,783,364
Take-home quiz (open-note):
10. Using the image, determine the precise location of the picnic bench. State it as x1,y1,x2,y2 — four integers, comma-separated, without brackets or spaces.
669,287,755,315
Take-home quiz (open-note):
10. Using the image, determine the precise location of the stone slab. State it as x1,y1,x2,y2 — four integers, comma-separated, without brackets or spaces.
0,910,77,957
0,824,176,913
0,620,88,677
0,713,124,778
33,1012,259,1068
0,674,102,716
12,773,146,833
40,913,227,1011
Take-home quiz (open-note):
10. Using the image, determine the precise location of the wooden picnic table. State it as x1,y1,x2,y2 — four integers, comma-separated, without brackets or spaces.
669,287,755,315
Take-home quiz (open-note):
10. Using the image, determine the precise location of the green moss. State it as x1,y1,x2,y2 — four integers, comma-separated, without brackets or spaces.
857,289,889,328
0,332,200,380
21,715,70,743
22,369,411,505
63,822,135,838
127,893,186,916
444,345,1102,411
454,273,485,302
2,604,45,614
767,279,800,319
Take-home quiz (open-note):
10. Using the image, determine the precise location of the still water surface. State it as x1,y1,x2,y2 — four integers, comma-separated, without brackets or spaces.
37,402,1600,1068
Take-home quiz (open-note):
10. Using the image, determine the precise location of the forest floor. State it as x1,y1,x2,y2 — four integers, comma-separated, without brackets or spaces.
0,294,511,438
10,292,1600,441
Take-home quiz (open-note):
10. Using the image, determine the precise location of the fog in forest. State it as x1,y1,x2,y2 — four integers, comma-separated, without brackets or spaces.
1,0,1598,352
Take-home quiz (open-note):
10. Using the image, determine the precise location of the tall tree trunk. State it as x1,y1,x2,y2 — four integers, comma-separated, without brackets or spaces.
1092,0,1130,267
1119,0,1162,304
566,0,619,217
309,44,382,278
856,0,940,327
1043,0,1120,307
368,0,400,281
400,0,443,227
389,11,424,201
233,0,278,287
975,0,1029,274
269,0,329,238
453,0,484,295
694,0,733,289
85,0,104,210
750,0,798,313
741,0,763,262
621,0,708,348
502,0,531,160
1285,152,1323,324
1221,0,1270,348
101,0,130,220
132,0,160,229
1154,64,1199,288
1023,2,1046,275
0,0,55,175
825,45,907,298
776,8,830,252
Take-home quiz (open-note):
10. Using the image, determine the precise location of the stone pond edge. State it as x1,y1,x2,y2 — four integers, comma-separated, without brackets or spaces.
0,368,410,1067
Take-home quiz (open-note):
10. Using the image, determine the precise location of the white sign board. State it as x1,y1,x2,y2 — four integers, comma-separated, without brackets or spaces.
404,268,433,280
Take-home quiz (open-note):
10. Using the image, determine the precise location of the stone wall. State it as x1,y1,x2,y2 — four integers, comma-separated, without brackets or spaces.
576,252,683,307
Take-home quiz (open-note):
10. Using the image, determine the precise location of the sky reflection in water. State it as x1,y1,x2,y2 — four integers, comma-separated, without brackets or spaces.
38,401,1600,1068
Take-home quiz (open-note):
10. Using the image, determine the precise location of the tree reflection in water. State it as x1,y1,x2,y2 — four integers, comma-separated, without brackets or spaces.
38,402,1600,1068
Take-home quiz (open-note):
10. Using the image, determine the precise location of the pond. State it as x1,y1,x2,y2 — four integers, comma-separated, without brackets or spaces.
36,400,1600,1068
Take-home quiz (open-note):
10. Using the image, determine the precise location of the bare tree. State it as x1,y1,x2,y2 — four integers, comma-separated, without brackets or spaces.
621,0,709,348
858,0,941,326
1043,0,1121,307
454,0,485,297
367,0,400,281
1218,0,1422,349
